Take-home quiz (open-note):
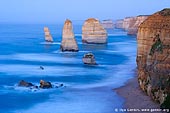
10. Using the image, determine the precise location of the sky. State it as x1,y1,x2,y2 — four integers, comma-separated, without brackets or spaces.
0,0,170,24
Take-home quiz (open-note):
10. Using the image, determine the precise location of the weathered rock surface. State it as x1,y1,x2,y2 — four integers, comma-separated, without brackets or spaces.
40,80,52,89
60,19,79,52
44,27,53,42
115,16,148,35
82,18,108,44
127,16,148,35
137,8,170,109
18,80,34,87
101,19,114,29
82,53,97,65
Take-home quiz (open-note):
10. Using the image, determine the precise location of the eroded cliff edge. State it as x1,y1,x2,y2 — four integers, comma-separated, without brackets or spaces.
137,8,170,109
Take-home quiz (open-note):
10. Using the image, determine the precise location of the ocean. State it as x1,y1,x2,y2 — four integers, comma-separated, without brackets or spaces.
0,23,137,113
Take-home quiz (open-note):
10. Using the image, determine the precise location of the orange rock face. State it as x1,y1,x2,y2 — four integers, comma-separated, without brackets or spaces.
101,19,114,29
137,8,170,108
82,18,108,44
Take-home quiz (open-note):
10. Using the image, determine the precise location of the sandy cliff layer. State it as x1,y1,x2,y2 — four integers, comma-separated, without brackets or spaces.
60,19,79,52
137,8,170,109
82,18,108,44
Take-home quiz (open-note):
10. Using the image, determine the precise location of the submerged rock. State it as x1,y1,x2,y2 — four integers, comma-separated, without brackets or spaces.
18,80,34,87
82,18,108,44
82,53,97,65
44,27,53,42
40,80,52,89
60,19,79,52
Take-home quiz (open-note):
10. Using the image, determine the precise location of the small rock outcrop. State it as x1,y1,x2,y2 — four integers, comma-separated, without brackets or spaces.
101,19,114,29
44,27,53,42
40,80,52,89
137,8,170,109
60,19,79,52
18,80,34,87
82,53,97,65
82,18,108,44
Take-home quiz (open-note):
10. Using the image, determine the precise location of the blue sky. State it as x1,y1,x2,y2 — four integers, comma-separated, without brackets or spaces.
0,0,170,23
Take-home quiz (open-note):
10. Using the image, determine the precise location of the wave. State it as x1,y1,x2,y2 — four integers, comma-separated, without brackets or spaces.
40,42,61,45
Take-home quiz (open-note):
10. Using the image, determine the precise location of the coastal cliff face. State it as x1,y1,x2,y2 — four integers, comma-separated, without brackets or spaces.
44,27,53,42
101,19,114,29
137,9,170,108
60,19,79,52
82,18,108,44
127,16,148,35
115,16,148,35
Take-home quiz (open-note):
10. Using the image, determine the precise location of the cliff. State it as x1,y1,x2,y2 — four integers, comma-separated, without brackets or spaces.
115,16,148,35
127,16,148,35
44,27,53,42
101,19,114,29
82,18,108,44
137,8,170,109
60,19,79,52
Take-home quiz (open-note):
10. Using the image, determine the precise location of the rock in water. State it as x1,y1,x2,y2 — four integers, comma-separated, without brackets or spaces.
40,80,52,89
18,80,34,87
137,8,170,108
44,27,53,42
82,18,108,44
60,19,79,52
82,53,97,65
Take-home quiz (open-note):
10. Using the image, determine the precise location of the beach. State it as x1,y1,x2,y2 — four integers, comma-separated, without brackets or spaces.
115,73,163,113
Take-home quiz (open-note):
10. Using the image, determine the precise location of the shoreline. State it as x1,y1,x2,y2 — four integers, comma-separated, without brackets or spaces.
114,74,162,113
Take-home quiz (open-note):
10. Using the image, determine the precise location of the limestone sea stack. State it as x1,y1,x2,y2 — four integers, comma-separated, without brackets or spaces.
44,27,53,42
115,19,123,29
60,19,79,52
137,8,170,109
82,18,108,44
101,19,114,29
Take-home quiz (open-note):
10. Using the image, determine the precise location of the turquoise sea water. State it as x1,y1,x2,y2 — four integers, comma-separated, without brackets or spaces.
0,24,136,113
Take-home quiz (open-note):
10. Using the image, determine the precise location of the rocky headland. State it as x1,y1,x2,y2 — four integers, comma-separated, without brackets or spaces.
115,16,148,35
137,8,170,109
82,18,108,44
44,27,53,42
101,19,114,29
60,19,79,52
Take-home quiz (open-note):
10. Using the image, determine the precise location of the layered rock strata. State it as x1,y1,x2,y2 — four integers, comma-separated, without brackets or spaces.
60,19,79,52
44,27,53,42
127,16,148,35
137,8,170,109
115,16,148,35
101,19,114,29
82,18,108,44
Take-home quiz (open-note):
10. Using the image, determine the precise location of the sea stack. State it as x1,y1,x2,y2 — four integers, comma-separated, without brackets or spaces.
44,27,53,42
60,19,79,52
137,8,170,108
82,18,108,44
